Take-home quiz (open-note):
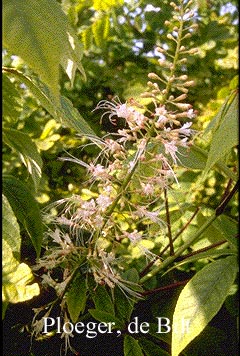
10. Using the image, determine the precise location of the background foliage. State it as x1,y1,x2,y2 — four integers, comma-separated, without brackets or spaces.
2,0,238,355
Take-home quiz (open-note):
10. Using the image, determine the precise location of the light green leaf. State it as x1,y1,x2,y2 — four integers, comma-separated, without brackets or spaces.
3,0,85,101
81,26,93,51
124,335,144,356
172,256,238,356
3,128,42,189
2,175,43,257
92,15,110,47
202,93,238,178
66,274,87,323
2,194,21,258
2,239,40,304
88,309,123,328
93,0,124,11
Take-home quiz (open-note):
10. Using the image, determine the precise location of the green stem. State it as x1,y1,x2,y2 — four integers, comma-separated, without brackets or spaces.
162,2,185,102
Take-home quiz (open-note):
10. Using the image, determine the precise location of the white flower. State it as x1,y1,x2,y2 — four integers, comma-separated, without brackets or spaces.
125,230,142,242
187,109,195,119
141,182,155,195
155,105,168,126
178,122,192,136
89,163,107,178
96,194,112,210
164,140,178,164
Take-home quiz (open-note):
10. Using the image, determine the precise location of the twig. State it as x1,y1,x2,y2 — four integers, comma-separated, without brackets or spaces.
141,279,189,296
164,187,174,256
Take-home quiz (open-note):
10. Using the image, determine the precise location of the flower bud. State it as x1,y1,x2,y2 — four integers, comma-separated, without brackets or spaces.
188,48,198,54
183,80,195,87
173,102,192,110
156,47,166,53
178,75,188,80
167,34,175,41
174,93,187,101
183,33,192,39
148,72,161,80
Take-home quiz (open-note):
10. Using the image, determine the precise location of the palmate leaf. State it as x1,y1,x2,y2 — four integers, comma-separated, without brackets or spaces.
3,0,85,101
171,255,238,356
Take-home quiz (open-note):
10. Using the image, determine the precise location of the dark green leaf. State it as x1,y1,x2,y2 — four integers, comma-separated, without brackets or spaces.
88,309,124,328
66,273,87,323
124,335,144,356
2,175,43,257
114,287,134,322
139,337,170,356
91,285,115,315
3,128,42,189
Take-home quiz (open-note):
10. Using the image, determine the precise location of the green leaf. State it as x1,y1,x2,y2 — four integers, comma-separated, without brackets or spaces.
2,195,21,259
2,195,40,304
2,239,40,304
93,0,123,11
2,73,22,122
92,15,110,47
171,256,238,356
114,287,134,322
178,145,207,170
3,128,42,190
139,338,170,356
3,0,85,101
81,26,93,51
122,268,140,283
88,309,124,328
3,68,96,137
91,285,115,315
59,96,96,136
202,93,238,178
124,335,144,356
2,175,43,257
66,273,87,323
